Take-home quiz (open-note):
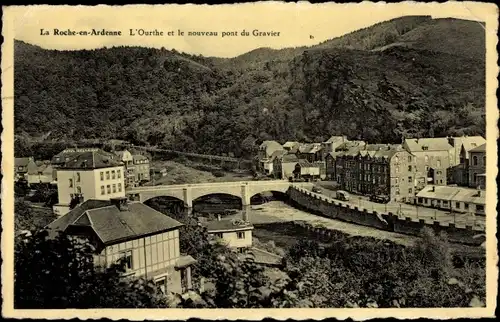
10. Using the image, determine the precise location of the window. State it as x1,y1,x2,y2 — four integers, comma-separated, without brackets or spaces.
69,178,73,188
408,188,412,194
118,183,122,192
112,170,116,179
107,185,111,194
476,205,484,212
408,165,412,172
395,166,400,173
214,233,223,239
464,203,469,210
120,250,133,270
155,278,167,294
117,170,121,178
76,172,81,182
473,173,478,183
395,178,399,184
395,188,400,195
237,232,245,239
101,185,105,195
471,143,477,147
100,172,104,181
455,202,460,208
422,146,429,151
408,156,412,162
106,171,110,180
237,247,246,254
483,156,486,166
473,156,478,166
408,176,412,182
76,186,82,194
437,160,441,168
112,184,116,193
418,197,423,203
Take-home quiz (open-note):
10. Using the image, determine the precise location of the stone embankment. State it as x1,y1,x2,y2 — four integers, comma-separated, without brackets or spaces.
287,186,485,246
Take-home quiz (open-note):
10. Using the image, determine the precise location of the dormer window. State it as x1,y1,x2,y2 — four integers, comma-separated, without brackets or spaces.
422,146,429,151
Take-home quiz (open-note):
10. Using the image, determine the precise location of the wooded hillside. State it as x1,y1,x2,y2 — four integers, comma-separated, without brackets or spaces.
14,16,485,157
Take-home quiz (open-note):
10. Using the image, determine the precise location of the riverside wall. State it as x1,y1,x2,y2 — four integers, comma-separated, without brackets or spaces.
287,186,485,246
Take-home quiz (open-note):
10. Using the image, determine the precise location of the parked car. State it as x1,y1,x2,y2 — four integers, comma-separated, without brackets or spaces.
370,194,390,204
312,186,322,194
332,190,350,201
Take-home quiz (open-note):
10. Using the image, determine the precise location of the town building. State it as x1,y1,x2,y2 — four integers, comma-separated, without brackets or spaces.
296,143,323,163
273,154,299,179
321,136,348,159
52,147,117,167
282,141,300,154
416,185,485,216
114,150,136,187
53,149,125,217
325,151,342,181
132,154,150,184
468,143,486,189
206,218,254,252
26,161,57,186
46,197,196,295
403,138,453,189
335,145,417,202
447,136,486,186
257,141,285,174
14,157,34,180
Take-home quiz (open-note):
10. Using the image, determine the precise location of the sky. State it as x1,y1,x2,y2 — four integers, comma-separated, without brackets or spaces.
4,2,494,58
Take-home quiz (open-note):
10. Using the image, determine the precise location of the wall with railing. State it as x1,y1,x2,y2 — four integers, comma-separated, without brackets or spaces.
287,186,485,246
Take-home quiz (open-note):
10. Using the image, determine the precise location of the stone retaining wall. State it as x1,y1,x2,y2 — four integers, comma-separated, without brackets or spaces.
287,186,485,246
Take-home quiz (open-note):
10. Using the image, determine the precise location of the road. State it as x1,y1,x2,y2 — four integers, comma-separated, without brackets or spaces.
306,185,485,230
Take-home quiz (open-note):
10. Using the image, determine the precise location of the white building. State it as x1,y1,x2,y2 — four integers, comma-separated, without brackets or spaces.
416,185,486,216
205,218,254,252
53,149,125,217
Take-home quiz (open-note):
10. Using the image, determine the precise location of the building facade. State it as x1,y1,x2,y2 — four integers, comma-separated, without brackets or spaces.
416,185,485,216
335,145,417,202
206,219,254,252
47,198,196,295
14,157,34,180
468,143,486,189
403,138,453,189
53,149,125,217
132,154,150,184
114,150,136,187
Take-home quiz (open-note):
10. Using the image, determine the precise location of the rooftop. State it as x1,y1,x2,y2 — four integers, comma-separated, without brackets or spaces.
404,138,453,152
15,157,33,168
59,150,123,170
469,143,486,153
46,199,183,244
205,218,253,232
416,185,485,205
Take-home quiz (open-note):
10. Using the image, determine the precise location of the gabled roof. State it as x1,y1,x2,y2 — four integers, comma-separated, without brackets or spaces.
404,138,453,152
456,136,486,153
416,185,485,205
469,143,486,153
277,154,299,163
47,200,183,244
60,150,123,170
15,157,33,168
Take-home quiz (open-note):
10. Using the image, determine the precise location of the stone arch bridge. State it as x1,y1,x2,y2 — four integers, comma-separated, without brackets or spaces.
126,180,311,210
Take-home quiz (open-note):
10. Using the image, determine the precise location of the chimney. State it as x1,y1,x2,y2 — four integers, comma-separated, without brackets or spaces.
431,186,435,192
110,197,129,211
447,137,454,147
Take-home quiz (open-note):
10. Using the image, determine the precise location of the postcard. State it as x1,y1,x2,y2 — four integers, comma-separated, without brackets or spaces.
1,2,498,320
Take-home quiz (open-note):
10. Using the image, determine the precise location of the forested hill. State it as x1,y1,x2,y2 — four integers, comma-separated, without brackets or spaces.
14,16,485,157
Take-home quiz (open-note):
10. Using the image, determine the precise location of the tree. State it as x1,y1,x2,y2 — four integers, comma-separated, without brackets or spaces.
14,230,167,308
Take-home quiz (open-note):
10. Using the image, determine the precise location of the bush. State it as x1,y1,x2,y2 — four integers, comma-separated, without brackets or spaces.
212,171,225,178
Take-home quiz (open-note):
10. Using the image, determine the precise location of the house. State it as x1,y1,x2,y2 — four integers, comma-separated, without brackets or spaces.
53,149,125,217
295,159,321,181
273,154,299,179
46,197,196,295
296,143,323,163
151,167,168,177
14,157,34,180
468,143,486,189
257,141,285,173
26,161,57,185
416,185,485,216
282,141,300,154
403,138,453,189
447,136,486,186
325,151,342,181
206,218,254,252
321,136,348,159
335,144,417,202
114,150,135,187
132,154,150,183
